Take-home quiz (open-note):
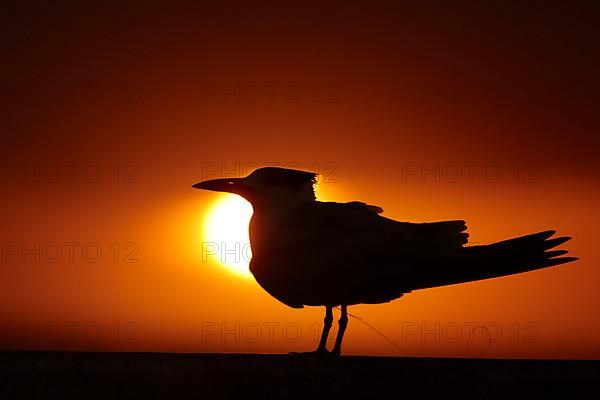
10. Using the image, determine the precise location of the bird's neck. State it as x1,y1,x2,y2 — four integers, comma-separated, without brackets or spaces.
248,193,313,248
247,184,316,260
250,184,315,222
251,196,312,225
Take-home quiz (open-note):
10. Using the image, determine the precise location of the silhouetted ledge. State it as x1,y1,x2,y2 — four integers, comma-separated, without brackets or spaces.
1,352,598,399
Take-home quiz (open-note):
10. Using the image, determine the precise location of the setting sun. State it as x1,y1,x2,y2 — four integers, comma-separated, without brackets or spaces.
203,194,254,277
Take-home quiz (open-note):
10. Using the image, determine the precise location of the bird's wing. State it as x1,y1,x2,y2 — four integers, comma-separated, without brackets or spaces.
265,201,468,305
279,201,468,256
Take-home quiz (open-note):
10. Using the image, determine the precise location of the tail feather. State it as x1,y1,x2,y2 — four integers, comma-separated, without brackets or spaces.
545,256,578,267
543,236,572,250
544,249,569,258
409,231,577,290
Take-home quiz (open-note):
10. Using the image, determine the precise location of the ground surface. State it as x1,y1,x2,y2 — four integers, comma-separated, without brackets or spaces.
1,351,598,399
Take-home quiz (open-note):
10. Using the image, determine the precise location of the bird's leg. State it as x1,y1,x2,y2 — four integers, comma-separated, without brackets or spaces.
331,305,348,356
316,306,333,354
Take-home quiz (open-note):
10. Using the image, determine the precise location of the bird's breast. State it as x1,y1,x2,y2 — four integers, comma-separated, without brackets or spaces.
248,213,313,308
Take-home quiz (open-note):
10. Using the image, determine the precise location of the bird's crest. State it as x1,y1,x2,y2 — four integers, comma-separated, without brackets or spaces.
247,167,318,202
249,167,317,187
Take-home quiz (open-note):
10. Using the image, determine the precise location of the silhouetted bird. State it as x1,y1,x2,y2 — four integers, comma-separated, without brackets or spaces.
193,167,577,355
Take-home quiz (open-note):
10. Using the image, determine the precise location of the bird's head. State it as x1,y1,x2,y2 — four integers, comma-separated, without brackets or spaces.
193,167,318,209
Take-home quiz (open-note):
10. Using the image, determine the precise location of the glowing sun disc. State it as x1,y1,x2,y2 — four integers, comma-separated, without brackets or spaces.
203,195,254,277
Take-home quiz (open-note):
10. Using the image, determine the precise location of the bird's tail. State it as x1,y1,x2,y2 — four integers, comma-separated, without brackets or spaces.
411,230,577,290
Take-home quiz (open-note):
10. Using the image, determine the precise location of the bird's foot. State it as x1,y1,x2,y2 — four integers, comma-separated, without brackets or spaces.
289,348,336,357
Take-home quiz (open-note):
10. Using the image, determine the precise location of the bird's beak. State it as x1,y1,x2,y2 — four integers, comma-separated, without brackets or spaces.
192,177,246,194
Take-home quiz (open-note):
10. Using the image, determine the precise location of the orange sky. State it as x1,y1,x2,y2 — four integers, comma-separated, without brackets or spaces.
1,0,599,358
